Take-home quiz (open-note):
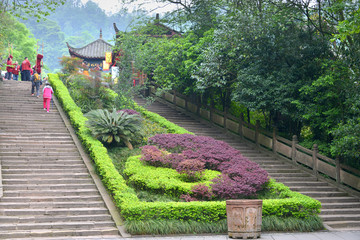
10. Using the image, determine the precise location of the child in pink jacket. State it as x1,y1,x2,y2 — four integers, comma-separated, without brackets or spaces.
43,82,54,113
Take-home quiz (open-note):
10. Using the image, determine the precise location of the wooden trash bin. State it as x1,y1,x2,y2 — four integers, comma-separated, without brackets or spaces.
226,199,263,239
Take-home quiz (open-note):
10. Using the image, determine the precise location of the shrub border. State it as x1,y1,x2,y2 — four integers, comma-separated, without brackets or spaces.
48,73,321,222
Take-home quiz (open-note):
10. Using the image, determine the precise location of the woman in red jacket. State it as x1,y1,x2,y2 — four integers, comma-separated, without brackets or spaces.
21,57,31,81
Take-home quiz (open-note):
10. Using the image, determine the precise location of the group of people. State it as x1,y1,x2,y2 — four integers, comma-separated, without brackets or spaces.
4,54,53,113
5,55,32,81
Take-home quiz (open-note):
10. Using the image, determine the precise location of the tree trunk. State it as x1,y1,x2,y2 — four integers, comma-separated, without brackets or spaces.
124,139,133,150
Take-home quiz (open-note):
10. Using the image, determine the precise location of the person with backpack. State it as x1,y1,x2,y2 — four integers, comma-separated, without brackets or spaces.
43,82,53,113
31,71,41,97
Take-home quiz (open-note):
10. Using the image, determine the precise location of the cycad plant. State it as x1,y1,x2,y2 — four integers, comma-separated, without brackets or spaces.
85,108,142,149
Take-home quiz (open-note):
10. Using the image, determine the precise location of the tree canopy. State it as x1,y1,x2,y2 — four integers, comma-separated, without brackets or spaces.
118,0,360,169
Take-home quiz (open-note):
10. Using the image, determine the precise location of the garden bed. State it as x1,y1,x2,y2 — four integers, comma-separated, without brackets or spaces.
48,73,324,234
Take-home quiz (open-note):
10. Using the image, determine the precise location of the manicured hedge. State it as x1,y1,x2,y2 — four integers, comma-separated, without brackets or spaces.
125,155,220,196
48,73,321,223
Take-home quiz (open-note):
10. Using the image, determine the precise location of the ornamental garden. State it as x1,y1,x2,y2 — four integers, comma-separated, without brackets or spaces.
49,71,323,235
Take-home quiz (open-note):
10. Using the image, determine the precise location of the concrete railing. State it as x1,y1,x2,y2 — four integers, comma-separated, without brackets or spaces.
149,86,360,192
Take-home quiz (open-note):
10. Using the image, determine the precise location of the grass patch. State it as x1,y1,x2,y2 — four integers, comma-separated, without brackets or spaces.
125,219,227,235
136,190,178,202
108,147,141,175
125,215,324,235
262,215,324,232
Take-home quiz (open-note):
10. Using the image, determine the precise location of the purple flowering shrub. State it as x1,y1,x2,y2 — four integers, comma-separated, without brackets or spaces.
211,159,269,199
176,159,205,182
149,134,242,170
145,134,269,200
117,109,140,115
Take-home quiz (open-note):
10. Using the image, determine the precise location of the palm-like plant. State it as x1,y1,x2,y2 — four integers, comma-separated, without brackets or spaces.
85,108,142,149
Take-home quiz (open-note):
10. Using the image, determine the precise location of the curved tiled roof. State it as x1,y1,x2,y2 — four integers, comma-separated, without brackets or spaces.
67,39,113,59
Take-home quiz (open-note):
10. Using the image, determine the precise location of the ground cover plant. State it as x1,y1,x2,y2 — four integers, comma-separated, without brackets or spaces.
48,73,323,235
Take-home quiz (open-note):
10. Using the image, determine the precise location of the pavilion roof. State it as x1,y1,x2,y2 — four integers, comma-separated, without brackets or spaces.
66,38,112,59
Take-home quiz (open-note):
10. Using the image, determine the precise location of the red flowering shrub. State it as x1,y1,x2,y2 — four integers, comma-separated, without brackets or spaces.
117,109,140,115
176,159,205,182
180,184,213,202
180,194,198,202
140,145,183,168
140,145,170,168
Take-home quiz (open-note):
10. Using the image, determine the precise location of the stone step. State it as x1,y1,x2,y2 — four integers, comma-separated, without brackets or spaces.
0,221,116,231
2,168,88,174
0,228,118,238
0,214,113,223
0,144,77,149
2,183,96,190
0,133,71,137
1,207,110,216
321,214,360,222
322,202,360,209
315,196,360,203
0,201,105,209
2,178,92,185
0,145,79,151
268,172,311,177
282,181,329,187
289,186,337,192
0,151,81,157
320,208,360,215
2,172,90,179
2,164,86,169
260,164,294,169
266,169,301,173
299,191,348,198
324,221,360,229
4,189,100,197
273,176,318,181
0,156,82,161
0,195,103,203
0,126,63,131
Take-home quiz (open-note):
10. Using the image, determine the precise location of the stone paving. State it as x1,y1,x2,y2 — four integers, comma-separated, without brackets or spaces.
24,230,360,240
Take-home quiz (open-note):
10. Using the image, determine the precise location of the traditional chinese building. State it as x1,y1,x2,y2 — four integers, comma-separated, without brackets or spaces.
66,30,112,70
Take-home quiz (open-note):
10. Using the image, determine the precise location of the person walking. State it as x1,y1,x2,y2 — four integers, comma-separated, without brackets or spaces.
21,57,31,81
12,61,20,80
5,55,13,80
31,71,41,97
43,82,53,113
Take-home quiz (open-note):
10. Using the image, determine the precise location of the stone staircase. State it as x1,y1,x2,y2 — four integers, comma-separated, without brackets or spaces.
0,80,120,238
135,96,360,231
